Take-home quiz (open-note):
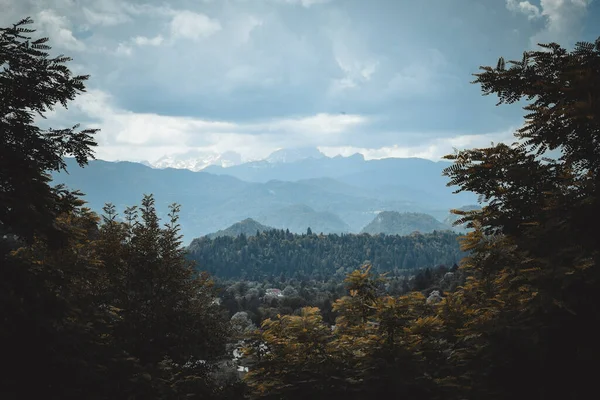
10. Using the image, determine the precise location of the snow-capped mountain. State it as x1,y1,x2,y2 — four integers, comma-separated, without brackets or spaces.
147,147,330,171
151,150,243,171
266,147,326,163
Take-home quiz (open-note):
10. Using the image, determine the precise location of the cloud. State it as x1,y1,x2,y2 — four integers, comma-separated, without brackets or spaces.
133,35,164,46
45,86,517,165
45,89,367,161
10,0,590,167
506,0,541,19
170,10,222,40
320,128,517,162
82,5,131,26
385,48,454,98
265,113,367,134
278,0,332,7
506,0,592,45
231,15,263,44
36,9,85,51
326,13,380,94
245,0,331,7
115,43,132,56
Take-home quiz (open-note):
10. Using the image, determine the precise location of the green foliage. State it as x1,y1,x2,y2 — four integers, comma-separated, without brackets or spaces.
1,204,148,399
0,18,98,246
244,307,339,399
98,195,230,367
439,37,600,399
243,266,442,399
187,229,466,280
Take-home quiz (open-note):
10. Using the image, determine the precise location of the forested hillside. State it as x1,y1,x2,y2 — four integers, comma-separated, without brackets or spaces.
187,229,465,279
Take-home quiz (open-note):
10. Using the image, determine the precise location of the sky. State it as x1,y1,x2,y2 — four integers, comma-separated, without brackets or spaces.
2,0,599,163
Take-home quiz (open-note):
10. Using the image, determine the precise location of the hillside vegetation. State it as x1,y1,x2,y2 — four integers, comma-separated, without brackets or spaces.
187,229,466,280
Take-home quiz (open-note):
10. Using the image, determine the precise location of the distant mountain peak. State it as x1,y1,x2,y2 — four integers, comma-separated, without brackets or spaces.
256,203,351,234
151,149,243,171
206,218,274,239
266,147,326,164
361,211,452,236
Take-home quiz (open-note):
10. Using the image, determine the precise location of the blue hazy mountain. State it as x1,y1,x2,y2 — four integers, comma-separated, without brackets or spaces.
204,150,474,207
360,211,452,236
52,154,477,243
255,204,352,234
206,218,274,239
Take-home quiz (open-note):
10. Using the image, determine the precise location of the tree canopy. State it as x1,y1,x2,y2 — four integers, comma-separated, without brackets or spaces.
0,17,98,247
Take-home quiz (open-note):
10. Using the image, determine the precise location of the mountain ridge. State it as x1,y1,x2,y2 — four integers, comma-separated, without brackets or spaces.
206,218,274,239
360,211,453,236
52,157,477,243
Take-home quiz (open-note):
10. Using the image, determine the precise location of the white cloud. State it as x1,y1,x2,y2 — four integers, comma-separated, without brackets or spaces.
252,0,331,7
45,89,367,161
281,0,332,7
385,48,454,98
37,9,85,51
506,0,592,45
133,35,164,46
264,113,366,134
115,43,132,56
82,6,131,26
170,11,222,40
326,15,380,94
320,129,516,161
506,0,541,19
46,86,517,165
232,15,263,44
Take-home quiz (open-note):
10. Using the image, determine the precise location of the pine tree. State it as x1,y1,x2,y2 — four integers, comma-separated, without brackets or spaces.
98,195,231,397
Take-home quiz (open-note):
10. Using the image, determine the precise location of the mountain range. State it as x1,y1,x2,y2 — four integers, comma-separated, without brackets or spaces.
145,147,327,172
206,210,460,240
52,149,479,243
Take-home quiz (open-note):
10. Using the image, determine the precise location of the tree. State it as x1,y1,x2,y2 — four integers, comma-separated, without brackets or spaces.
441,37,600,399
244,307,340,399
0,17,98,248
98,195,232,398
0,201,149,400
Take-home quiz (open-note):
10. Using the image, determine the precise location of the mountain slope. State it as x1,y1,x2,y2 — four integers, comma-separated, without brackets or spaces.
256,204,351,234
266,147,326,163
361,211,452,235
204,154,477,208
52,158,474,243
206,218,274,239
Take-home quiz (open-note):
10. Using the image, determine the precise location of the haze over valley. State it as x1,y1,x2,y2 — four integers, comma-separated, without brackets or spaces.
54,147,477,241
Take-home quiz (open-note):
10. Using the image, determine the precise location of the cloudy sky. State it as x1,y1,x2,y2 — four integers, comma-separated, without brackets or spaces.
2,0,598,163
